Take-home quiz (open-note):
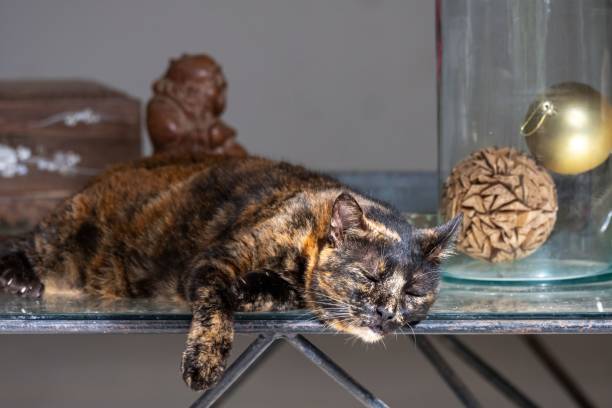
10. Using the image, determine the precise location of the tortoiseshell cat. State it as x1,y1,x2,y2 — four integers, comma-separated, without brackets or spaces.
0,154,461,391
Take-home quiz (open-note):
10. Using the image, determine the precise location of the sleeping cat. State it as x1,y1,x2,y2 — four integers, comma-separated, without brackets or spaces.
0,154,461,391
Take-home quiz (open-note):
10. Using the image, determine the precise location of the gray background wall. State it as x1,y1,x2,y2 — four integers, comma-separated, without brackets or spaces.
0,1,610,407
0,0,436,171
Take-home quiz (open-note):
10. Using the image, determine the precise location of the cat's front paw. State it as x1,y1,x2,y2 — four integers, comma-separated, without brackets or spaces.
181,318,234,391
0,252,44,299
181,346,227,391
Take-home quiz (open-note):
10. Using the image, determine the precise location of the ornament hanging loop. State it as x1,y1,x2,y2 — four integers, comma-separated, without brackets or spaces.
521,100,555,137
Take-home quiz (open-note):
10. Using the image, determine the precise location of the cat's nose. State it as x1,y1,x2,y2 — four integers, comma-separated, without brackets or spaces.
376,306,395,321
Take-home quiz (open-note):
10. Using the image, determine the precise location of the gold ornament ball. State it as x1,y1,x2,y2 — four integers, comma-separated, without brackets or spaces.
521,82,612,175
442,147,558,263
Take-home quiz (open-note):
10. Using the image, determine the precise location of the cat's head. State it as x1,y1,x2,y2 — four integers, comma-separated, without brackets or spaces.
307,193,462,343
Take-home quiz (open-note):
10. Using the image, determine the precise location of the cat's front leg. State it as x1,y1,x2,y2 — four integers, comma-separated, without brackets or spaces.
181,261,238,391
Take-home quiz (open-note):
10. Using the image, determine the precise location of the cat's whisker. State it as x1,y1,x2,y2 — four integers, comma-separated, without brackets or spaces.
313,300,350,308
344,335,360,346
300,314,322,323
401,323,417,348
306,290,344,304
311,292,367,313
318,306,356,316
344,335,358,346
307,289,350,305
320,307,348,315
327,314,355,321
309,291,358,309
414,270,441,279
322,308,351,316
309,293,367,315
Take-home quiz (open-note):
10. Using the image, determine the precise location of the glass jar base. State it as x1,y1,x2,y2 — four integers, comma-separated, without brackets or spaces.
443,258,612,285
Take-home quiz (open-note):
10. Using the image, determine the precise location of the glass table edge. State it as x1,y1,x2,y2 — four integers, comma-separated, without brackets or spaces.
2,315,612,335
3,310,612,322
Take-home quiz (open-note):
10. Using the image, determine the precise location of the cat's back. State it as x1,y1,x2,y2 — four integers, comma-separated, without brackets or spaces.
36,154,340,251
92,153,334,192
88,153,338,207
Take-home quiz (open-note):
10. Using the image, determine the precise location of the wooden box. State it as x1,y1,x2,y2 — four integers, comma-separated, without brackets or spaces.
0,80,141,234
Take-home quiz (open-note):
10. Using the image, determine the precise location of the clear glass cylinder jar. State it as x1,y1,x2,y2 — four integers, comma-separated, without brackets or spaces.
437,0,612,283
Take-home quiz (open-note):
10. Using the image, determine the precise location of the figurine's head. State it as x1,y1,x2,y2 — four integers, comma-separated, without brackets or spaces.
153,53,227,116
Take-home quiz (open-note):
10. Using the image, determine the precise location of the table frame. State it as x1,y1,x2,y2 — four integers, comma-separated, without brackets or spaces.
1,316,606,407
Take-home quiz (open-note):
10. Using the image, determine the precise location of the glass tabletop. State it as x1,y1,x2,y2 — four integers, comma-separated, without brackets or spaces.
1,277,612,322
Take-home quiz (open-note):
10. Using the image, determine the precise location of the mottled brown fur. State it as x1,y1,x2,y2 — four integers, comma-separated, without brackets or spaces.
0,154,461,391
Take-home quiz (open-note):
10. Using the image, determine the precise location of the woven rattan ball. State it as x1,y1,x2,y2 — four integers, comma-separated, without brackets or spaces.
441,147,558,263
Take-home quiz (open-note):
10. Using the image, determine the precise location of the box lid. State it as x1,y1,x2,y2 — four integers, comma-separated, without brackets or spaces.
0,80,131,100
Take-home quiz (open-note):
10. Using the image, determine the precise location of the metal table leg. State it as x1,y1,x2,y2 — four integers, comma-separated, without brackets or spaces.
191,333,279,408
523,336,596,408
189,333,596,408
441,336,538,408
285,334,390,408
416,336,481,408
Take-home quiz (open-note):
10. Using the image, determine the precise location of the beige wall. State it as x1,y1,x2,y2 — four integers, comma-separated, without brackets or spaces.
0,0,436,171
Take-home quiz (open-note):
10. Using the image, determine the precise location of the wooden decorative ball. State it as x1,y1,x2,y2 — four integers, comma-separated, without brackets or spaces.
441,147,558,263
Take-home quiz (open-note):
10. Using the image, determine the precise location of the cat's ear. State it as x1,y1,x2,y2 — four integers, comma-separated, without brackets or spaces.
330,193,366,246
417,214,463,263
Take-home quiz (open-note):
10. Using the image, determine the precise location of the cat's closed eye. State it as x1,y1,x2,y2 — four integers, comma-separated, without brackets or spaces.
405,287,427,297
357,267,380,283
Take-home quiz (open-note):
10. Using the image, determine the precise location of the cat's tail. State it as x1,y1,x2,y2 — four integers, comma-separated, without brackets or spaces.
0,235,44,298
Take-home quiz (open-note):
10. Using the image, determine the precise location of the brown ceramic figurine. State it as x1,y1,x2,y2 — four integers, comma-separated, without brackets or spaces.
146,54,247,156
